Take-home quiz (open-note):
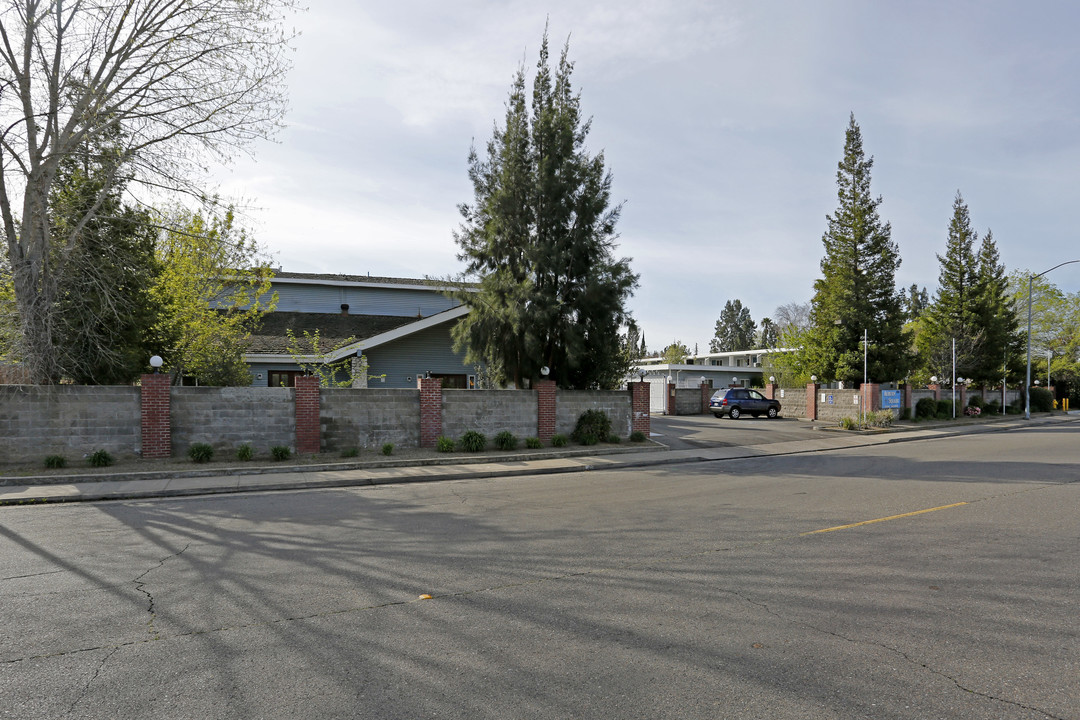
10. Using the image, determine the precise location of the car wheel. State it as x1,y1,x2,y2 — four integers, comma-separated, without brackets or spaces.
713,412,723,419
767,406,778,419
729,406,741,419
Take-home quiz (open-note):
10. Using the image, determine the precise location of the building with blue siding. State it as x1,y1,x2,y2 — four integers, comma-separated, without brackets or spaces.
245,272,479,388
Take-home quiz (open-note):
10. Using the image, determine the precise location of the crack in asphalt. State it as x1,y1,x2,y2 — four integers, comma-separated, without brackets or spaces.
132,544,190,639
66,647,117,717
725,588,1066,720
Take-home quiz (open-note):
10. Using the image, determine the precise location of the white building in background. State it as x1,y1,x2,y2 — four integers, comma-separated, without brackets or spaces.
632,349,792,414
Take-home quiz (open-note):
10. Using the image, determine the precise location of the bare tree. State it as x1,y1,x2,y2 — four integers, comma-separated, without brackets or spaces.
773,301,811,335
0,0,297,382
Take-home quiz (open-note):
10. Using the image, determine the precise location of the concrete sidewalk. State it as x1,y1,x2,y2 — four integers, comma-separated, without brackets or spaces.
1,414,1073,505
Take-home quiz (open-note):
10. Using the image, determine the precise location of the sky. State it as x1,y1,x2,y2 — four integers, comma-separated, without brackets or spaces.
211,0,1080,355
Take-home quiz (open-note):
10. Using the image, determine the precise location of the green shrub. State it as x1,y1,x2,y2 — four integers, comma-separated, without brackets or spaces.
572,410,611,446
1029,387,1054,412
236,443,254,461
436,436,455,453
935,399,954,419
494,431,517,451
606,433,621,443
525,437,543,449
270,445,291,461
340,447,359,458
44,455,67,469
87,449,114,468
551,433,568,447
381,442,394,456
188,443,214,463
984,400,1001,415
967,395,985,410
915,397,937,419
630,430,647,443
838,416,858,430
460,431,486,452
871,410,894,427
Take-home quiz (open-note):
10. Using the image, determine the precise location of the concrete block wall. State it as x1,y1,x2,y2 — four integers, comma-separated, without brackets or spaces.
171,386,295,454
674,387,704,415
320,388,421,450
441,389,539,441
557,390,633,437
813,388,863,423
774,386,807,418
0,385,140,462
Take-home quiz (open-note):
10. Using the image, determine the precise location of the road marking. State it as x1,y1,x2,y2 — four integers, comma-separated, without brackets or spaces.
801,502,969,536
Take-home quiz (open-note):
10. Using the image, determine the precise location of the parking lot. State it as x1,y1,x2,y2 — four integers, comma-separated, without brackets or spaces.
650,412,829,451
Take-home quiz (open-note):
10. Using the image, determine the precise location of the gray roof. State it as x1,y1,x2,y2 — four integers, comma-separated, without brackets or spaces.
247,312,415,354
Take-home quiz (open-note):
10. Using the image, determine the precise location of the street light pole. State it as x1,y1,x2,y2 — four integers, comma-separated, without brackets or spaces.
1026,259,1080,420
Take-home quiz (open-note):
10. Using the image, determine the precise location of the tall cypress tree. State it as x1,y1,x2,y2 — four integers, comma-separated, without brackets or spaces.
453,31,638,389
972,230,1022,382
917,191,981,379
802,114,910,384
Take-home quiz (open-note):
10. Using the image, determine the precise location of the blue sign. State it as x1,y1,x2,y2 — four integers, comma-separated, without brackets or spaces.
826,394,834,405
881,390,902,409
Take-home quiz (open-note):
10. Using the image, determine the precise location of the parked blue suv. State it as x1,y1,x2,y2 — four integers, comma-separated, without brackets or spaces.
709,388,781,419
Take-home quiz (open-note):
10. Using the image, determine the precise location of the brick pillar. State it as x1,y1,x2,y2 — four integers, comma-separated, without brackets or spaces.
928,384,941,402
764,383,776,400
807,382,818,421
902,383,912,415
666,382,676,416
140,373,172,459
958,384,967,410
631,382,650,436
861,383,880,417
295,375,321,454
700,382,711,414
418,376,443,448
536,379,556,441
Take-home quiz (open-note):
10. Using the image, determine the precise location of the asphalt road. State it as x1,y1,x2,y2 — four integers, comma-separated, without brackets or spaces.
1,423,1077,719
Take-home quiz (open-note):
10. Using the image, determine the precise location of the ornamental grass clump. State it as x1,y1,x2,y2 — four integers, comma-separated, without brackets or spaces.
436,437,455,453
44,454,67,469
460,431,486,453
87,449,114,468
494,431,517,451
188,443,214,463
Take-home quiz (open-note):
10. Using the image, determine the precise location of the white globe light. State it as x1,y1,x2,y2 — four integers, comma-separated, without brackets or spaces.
149,355,163,369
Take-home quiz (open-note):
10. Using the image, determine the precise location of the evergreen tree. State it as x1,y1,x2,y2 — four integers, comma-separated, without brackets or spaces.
902,283,930,321
802,114,910,385
47,131,161,384
917,192,981,380
710,299,756,352
972,231,1021,382
757,317,779,348
453,31,638,389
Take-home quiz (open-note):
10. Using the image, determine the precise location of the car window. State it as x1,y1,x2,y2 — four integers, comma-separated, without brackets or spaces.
733,389,749,399
749,390,766,400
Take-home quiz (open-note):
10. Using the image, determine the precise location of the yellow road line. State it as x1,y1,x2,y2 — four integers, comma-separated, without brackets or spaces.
801,502,969,536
